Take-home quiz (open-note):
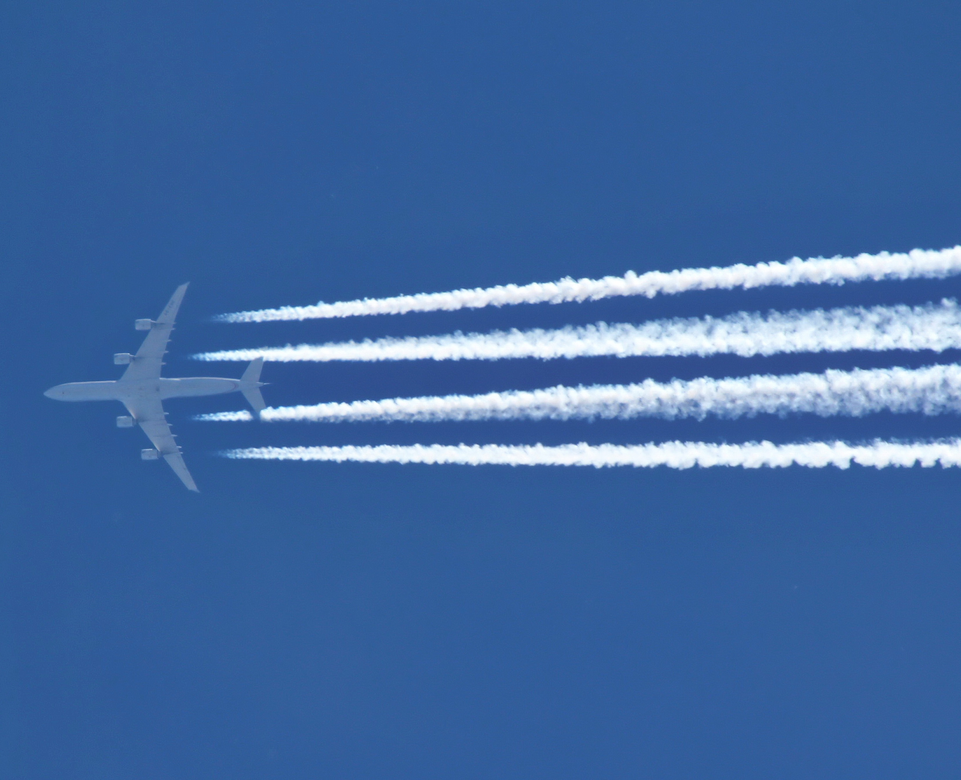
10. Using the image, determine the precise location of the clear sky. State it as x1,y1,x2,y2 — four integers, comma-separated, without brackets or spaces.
3,2,961,778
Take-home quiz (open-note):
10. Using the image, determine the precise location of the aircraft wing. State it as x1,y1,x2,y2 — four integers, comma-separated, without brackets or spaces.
122,283,189,382
123,396,199,492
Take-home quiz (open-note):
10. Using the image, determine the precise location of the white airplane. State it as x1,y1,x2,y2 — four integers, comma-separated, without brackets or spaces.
44,283,266,492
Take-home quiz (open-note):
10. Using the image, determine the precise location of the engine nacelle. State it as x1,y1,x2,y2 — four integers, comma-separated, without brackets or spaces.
114,352,134,365
141,448,160,460
116,415,134,428
135,319,155,331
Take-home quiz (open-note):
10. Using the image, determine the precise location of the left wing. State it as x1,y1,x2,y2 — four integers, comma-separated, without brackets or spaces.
124,396,199,492
122,283,189,382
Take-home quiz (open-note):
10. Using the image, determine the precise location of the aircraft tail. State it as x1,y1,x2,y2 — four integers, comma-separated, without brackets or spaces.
240,357,267,415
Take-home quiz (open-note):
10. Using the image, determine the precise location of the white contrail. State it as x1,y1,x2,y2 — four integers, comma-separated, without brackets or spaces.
196,364,961,424
194,300,961,364
222,439,961,469
217,246,961,322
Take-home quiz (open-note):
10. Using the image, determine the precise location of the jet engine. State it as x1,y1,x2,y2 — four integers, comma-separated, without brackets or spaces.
135,319,154,330
114,352,134,365
141,448,160,460
116,415,134,428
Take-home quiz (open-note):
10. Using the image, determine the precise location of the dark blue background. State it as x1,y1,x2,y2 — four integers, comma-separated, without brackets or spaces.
3,3,961,777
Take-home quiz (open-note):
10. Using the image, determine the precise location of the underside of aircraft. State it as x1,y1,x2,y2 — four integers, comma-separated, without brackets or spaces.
44,284,267,492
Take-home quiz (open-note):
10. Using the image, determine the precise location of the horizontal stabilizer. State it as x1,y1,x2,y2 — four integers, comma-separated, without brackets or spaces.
241,356,263,384
242,386,266,414
240,357,266,414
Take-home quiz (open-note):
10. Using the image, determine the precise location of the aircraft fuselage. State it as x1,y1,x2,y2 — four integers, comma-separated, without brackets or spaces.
44,377,242,403
44,283,267,491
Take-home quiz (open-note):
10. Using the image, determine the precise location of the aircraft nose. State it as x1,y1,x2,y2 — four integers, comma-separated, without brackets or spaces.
44,386,60,399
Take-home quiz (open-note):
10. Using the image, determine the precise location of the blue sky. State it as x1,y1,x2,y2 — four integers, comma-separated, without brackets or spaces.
3,2,961,778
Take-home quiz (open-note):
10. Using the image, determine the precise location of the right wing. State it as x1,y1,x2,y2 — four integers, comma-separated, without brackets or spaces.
124,395,199,492
122,283,189,382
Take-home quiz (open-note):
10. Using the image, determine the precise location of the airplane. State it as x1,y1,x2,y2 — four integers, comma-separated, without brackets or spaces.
44,283,266,492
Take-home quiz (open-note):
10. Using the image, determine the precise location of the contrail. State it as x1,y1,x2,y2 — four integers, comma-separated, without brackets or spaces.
196,364,961,424
194,300,961,364
217,246,961,322
222,439,961,469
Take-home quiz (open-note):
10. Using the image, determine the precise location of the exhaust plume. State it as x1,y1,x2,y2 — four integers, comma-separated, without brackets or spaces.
196,364,961,424
222,439,961,469
195,300,961,364
218,246,961,322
